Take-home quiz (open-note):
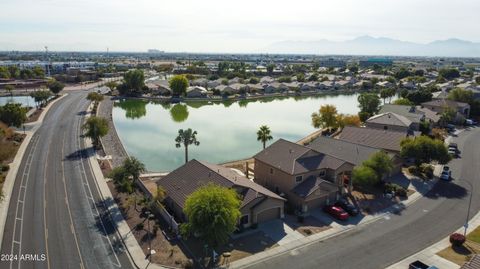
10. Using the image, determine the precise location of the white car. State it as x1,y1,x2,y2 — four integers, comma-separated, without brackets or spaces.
440,171,452,181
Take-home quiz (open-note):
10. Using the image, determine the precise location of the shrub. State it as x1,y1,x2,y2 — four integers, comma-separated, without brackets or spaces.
1,164,9,172
395,188,408,198
449,233,466,247
136,223,144,231
408,165,420,175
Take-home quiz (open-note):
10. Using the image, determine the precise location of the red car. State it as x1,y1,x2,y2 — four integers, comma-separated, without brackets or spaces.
323,205,349,221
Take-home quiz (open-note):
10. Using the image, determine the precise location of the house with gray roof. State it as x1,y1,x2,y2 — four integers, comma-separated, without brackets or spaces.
421,98,470,119
365,112,415,132
379,104,425,127
337,126,418,153
253,139,352,213
157,159,285,228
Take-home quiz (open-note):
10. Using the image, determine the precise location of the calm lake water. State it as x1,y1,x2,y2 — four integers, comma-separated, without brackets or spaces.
113,93,381,172
0,96,35,107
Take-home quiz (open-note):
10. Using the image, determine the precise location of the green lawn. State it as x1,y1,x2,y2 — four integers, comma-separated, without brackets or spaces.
467,226,480,243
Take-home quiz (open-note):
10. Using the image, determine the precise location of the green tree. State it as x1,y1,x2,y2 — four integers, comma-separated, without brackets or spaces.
393,98,414,106
0,103,27,127
32,66,45,78
180,183,241,247
47,79,65,95
311,104,338,130
257,125,273,149
336,114,361,129
105,81,118,92
5,85,14,96
296,73,305,82
175,128,200,163
476,77,480,84
8,66,20,78
363,151,393,180
352,165,379,186
439,106,456,125
87,92,104,103
308,73,318,81
380,89,389,104
169,75,189,96
448,88,474,104
30,90,52,107
439,68,460,80
400,136,451,165
266,64,275,75
123,156,145,181
119,69,145,96
405,89,432,105
419,120,431,135
0,66,10,79
82,116,109,148
357,93,381,121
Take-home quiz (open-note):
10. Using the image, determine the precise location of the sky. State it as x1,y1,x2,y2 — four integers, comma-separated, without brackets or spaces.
1,0,479,53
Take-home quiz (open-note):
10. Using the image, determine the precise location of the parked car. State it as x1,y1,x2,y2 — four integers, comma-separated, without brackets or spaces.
323,205,349,221
448,143,458,149
440,170,452,181
408,260,438,269
334,199,359,216
448,148,458,158
443,165,450,172
447,124,455,132
466,119,477,126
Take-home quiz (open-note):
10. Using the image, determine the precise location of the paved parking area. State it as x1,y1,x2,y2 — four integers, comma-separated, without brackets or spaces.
258,219,304,245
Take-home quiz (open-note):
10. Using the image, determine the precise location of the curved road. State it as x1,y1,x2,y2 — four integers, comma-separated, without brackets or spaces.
0,91,134,269
245,127,480,269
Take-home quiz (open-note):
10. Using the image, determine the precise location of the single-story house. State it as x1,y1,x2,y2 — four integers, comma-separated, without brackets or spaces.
254,139,352,213
379,104,426,130
215,85,236,96
421,99,470,119
157,159,285,228
366,112,415,132
186,86,208,98
337,126,418,154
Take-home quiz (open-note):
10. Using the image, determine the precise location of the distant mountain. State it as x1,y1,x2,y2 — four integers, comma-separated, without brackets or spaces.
264,36,480,57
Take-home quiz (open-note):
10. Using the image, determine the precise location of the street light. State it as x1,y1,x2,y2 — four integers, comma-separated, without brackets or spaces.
463,180,474,236
144,210,155,261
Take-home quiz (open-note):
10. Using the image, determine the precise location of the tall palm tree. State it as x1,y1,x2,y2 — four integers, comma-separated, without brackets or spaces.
257,125,273,149
175,128,200,163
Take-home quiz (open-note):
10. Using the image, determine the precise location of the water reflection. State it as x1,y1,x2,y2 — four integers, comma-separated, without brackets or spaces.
169,103,189,122
114,99,147,119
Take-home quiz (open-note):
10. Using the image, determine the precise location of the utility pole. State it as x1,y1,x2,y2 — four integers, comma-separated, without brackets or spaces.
464,180,474,236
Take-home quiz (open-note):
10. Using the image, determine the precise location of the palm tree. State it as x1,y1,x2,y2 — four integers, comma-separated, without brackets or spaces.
123,156,146,181
175,128,200,163
257,125,273,149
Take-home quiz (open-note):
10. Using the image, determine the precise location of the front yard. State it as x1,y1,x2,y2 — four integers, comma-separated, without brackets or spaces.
437,226,480,266
0,123,25,198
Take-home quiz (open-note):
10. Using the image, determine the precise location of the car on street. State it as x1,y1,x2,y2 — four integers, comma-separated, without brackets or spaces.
443,165,450,172
334,199,359,216
448,142,458,149
440,170,452,181
323,205,349,221
448,148,458,158
466,119,477,126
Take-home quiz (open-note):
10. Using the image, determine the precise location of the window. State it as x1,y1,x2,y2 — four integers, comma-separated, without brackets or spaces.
319,170,326,178
270,168,274,174
240,215,249,225
295,175,303,182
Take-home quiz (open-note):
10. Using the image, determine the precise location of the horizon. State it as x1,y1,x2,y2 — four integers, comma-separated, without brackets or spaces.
2,0,480,55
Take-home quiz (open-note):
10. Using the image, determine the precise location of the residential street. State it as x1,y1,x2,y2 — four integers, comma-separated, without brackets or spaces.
0,91,134,269
244,127,480,269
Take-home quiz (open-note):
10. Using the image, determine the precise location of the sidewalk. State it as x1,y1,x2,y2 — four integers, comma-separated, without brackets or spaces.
84,102,167,269
229,173,438,269
387,210,480,269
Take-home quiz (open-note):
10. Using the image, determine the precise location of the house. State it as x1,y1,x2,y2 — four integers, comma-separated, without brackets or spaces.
157,160,285,228
254,139,352,213
421,99,470,119
308,136,402,175
416,106,441,125
376,81,393,88
147,80,172,96
190,78,208,88
366,112,415,132
379,104,426,131
215,85,236,96
337,126,418,154
186,86,208,98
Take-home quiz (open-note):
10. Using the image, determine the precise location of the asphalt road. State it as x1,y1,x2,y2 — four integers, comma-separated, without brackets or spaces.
245,127,480,269
0,91,134,269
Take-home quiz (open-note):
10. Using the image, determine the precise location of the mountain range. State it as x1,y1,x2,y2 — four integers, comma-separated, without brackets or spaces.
264,36,480,57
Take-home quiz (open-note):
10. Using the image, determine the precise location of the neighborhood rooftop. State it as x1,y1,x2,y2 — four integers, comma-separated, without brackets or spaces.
337,126,416,152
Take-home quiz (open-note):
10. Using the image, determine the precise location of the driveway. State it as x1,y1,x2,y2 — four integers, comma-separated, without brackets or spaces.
258,219,304,246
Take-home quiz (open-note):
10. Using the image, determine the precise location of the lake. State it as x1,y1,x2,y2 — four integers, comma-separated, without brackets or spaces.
113,93,382,172
0,96,35,107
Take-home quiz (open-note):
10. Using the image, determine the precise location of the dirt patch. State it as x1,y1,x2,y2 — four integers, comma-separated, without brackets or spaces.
26,108,42,123
0,124,25,196
352,184,412,215
284,214,331,236
437,242,480,266
107,182,192,268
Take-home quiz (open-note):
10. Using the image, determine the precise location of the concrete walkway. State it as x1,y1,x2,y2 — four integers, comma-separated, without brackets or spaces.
387,210,480,269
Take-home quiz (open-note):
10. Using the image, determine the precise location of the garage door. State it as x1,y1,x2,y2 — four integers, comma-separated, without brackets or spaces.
256,207,280,223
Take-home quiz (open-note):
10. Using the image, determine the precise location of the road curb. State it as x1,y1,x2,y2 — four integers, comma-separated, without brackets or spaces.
0,93,68,248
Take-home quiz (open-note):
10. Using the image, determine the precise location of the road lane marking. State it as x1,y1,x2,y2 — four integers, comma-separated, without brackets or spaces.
61,131,86,269
75,116,122,268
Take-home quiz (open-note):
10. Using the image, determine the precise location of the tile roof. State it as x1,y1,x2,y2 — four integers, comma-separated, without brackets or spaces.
461,255,480,269
338,126,414,152
366,112,413,127
157,159,284,209
422,98,470,109
379,104,425,123
292,176,338,198
254,139,346,175
416,106,441,123
308,136,383,166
